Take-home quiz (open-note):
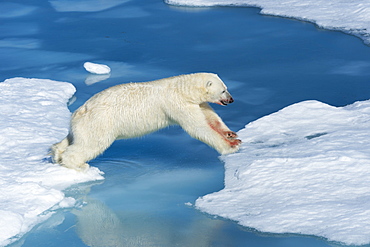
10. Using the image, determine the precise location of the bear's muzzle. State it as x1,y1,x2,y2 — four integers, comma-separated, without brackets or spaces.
219,97,234,106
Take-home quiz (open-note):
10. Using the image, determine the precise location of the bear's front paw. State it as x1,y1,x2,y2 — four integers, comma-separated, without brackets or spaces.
224,131,238,139
221,138,242,155
229,138,242,147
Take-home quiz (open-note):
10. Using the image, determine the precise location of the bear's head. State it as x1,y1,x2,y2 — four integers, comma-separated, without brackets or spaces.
203,73,234,106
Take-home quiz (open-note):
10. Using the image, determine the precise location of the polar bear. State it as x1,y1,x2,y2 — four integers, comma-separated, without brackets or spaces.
51,73,241,170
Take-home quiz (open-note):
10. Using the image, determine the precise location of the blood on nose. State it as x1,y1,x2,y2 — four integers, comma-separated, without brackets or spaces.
229,97,234,103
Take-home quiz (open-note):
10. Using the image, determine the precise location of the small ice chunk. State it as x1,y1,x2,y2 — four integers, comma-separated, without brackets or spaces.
84,62,111,74
58,197,76,208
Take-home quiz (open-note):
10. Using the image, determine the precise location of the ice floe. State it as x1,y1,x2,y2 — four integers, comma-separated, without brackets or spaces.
0,78,104,246
196,99,370,245
165,0,370,45
84,61,111,75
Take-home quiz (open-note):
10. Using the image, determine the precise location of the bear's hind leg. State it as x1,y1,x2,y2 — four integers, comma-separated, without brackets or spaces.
60,133,116,171
60,145,92,171
50,136,70,164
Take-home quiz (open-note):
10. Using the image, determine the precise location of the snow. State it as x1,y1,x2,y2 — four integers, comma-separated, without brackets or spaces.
165,0,370,45
84,62,111,75
195,100,370,245
0,78,104,246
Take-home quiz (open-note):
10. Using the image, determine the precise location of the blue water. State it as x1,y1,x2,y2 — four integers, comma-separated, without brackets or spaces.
3,0,370,246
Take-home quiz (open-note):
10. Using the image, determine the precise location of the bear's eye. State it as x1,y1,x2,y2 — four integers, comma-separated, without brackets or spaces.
221,90,226,94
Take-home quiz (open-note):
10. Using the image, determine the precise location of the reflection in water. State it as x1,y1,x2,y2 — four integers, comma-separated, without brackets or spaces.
0,38,40,49
49,0,130,12
74,199,126,247
85,74,111,85
70,185,224,247
0,2,37,18
90,7,151,19
330,60,370,76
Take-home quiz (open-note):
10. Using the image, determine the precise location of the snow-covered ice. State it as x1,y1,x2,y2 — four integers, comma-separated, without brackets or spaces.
196,100,370,245
0,78,104,246
84,62,111,75
165,0,370,45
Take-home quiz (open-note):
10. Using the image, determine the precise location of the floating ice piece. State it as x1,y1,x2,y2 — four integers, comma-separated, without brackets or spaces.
84,61,111,74
196,99,370,245
0,78,104,246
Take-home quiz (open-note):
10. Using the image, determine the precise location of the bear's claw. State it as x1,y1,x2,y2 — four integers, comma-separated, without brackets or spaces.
229,138,242,147
225,131,238,139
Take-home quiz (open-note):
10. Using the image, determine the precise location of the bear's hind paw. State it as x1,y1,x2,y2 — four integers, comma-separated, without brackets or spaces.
62,162,90,172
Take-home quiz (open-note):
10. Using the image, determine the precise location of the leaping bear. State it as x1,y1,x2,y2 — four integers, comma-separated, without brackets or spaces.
51,73,241,170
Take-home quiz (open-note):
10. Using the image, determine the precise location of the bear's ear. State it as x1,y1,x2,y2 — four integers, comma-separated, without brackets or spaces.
206,81,213,87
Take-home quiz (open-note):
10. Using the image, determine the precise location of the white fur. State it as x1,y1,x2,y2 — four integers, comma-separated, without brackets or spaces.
51,73,241,170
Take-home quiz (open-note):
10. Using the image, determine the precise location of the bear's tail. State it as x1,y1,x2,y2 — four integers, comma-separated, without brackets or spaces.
50,137,70,164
